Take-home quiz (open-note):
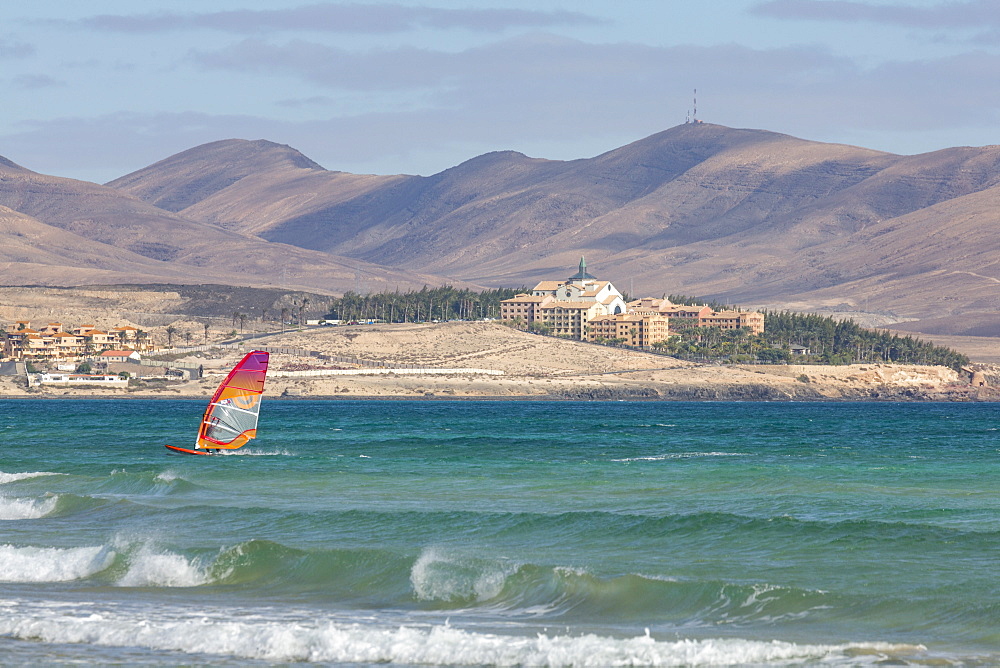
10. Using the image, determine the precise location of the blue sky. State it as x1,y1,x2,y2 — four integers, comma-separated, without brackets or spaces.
3,0,999,183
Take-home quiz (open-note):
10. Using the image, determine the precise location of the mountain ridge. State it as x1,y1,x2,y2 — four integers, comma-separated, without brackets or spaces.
0,156,457,294
4,123,1000,335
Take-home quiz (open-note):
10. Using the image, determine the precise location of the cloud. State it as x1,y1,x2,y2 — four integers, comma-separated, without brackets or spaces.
751,0,1000,29
68,3,602,34
6,36,1000,183
0,37,34,59
13,74,65,90
277,95,335,108
192,34,849,94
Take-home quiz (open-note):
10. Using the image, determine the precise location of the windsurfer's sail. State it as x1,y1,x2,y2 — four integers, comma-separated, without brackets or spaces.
195,350,269,451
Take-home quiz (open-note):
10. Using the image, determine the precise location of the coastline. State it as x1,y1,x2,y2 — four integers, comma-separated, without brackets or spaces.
3,321,995,402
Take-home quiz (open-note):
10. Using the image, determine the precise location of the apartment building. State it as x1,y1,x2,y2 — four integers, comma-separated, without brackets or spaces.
2,321,154,361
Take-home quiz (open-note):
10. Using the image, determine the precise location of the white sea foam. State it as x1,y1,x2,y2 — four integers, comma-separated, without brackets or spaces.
0,606,930,665
155,470,181,482
218,449,293,456
612,452,751,462
0,544,114,582
0,494,58,520
0,470,61,484
114,542,212,588
1,535,215,587
411,547,516,602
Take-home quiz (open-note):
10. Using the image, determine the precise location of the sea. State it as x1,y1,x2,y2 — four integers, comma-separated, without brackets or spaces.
0,398,998,666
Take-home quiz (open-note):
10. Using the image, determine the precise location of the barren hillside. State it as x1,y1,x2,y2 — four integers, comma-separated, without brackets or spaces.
0,156,456,294
103,125,1000,334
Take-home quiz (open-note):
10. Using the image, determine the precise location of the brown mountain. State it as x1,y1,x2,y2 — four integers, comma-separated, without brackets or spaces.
6,124,1000,335
106,125,1000,334
106,139,407,237
0,205,202,285
0,155,452,294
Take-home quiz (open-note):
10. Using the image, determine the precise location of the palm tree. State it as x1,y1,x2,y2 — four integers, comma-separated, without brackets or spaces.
165,325,177,347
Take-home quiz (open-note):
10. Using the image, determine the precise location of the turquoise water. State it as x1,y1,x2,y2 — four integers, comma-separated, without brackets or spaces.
1,399,999,666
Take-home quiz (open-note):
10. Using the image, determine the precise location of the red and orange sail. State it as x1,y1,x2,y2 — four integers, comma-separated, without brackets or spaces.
196,350,269,450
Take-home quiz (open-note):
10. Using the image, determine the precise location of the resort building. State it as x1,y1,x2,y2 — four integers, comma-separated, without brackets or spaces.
499,293,550,327
501,262,765,348
500,258,628,339
587,312,671,348
627,298,764,334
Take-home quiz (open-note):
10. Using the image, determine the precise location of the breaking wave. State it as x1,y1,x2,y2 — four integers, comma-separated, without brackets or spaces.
0,539,212,587
0,544,115,582
0,494,58,520
0,470,61,485
0,603,930,666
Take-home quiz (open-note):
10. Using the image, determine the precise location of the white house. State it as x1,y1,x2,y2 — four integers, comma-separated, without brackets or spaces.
99,350,141,363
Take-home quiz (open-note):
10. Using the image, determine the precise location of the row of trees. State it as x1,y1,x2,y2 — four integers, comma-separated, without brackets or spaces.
644,310,968,370
323,286,525,323
762,311,967,369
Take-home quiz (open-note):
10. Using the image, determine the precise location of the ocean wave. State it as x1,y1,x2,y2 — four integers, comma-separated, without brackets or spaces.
0,532,829,626
0,535,821,625
0,606,931,665
0,494,58,520
0,544,114,582
0,538,215,587
0,470,61,485
96,469,201,496
155,470,182,482
112,539,213,588
411,546,519,603
406,547,836,625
